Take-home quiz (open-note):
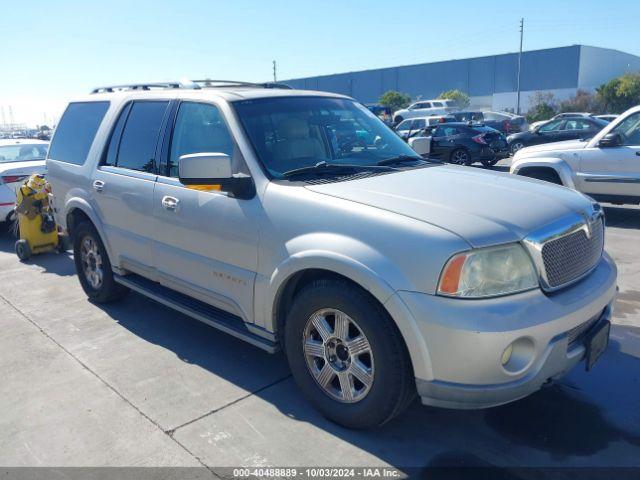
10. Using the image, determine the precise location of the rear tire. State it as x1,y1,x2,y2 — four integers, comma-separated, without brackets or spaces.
73,221,128,303
449,148,471,166
481,158,499,168
284,279,415,429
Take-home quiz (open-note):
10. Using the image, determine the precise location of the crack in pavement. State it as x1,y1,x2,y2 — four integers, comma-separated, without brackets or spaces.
0,291,290,476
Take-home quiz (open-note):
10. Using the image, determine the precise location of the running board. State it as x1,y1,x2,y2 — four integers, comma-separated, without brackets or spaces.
114,274,278,353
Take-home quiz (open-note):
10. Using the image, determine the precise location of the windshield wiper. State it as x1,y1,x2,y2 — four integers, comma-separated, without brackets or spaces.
281,161,397,179
377,155,438,166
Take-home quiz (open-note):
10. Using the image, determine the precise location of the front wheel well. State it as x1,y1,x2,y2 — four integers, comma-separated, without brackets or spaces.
517,166,563,185
66,208,93,239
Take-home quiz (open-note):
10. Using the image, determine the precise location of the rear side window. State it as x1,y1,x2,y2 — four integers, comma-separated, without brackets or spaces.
115,101,169,173
48,102,109,165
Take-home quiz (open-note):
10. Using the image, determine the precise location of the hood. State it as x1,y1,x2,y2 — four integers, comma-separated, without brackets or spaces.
305,165,592,248
516,139,588,156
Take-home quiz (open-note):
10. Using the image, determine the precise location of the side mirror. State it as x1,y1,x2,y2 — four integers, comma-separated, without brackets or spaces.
598,133,622,148
178,152,255,200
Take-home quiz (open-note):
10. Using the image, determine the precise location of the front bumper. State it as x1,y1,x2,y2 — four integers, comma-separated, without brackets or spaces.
398,253,617,409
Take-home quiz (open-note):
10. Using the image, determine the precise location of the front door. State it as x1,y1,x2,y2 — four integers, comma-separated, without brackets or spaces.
578,111,640,200
152,101,260,323
92,100,170,276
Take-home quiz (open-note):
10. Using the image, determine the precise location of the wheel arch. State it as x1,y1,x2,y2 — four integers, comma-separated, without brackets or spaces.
64,199,116,266
511,158,576,189
265,253,433,381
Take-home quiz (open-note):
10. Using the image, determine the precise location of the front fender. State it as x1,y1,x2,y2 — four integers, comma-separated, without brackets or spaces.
510,157,576,189
258,236,435,381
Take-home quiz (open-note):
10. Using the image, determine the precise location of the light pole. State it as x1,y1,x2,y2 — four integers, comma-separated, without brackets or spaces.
516,18,524,115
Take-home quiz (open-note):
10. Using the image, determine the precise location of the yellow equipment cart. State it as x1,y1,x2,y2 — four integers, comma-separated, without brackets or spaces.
14,174,64,260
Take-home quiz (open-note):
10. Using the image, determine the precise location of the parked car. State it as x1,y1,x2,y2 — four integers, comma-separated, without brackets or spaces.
0,139,49,224
511,105,640,205
529,112,595,131
595,114,618,122
483,111,528,134
394,115,454,139
410,122,509,167
449,111,484,123
508,117,608,154
392,99,458,123
48,81,616,429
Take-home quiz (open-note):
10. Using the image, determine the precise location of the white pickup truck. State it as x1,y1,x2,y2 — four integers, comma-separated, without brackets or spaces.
511,106,640,205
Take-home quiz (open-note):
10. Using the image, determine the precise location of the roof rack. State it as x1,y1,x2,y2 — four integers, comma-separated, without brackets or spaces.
191,79,292,89
90,79,291,94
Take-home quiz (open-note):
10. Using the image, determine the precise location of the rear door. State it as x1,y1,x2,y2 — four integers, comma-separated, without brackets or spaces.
92,100,170,277
430,125,459,159
578,111,640,200
561,118,600,141
152,100,260,322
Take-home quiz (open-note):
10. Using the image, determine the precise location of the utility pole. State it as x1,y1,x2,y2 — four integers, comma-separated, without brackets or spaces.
516,17,524,115
272,60,277,82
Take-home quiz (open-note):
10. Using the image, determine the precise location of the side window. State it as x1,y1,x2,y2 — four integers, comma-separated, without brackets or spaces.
48,102,109,165
432,102,444,107
115,101,168,173
565,119,592,131
168,102,237,178
610,112,640,146
413,119,426,129
539,119,563,132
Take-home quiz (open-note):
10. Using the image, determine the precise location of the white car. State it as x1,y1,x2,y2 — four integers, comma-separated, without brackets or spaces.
0,139,49,223
511,105,640,205
393,99,458,124
394,115,454,139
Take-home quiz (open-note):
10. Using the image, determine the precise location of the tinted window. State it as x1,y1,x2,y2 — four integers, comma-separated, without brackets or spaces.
116,101,168,172
48,102,109,165
611,112,640,146
168,102,237,177
539,119,563,132
412,119,426,129
432,102,444,107
564,119,593,131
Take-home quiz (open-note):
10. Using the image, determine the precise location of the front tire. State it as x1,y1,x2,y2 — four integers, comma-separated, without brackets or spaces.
284,279,415,429
510,142,525,155
73,221,128,303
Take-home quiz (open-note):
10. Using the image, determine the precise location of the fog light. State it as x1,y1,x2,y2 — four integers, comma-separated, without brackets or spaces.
501,344,514,365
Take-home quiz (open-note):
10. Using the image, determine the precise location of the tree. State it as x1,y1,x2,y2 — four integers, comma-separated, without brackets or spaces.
438,89,470,109
596,72,640,113
559,90,597,114
526,91,557,123
379,91,411,112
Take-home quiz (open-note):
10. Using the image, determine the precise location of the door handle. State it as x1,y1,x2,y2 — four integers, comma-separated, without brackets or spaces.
635,151,640,156
161,196,179,211
93,180,105,192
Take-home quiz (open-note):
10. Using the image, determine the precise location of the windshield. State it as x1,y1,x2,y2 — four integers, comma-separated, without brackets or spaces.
233,97,420,179
0,144,48,163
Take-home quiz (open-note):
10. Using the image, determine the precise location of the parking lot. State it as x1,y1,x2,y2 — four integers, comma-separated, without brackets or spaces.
0,194,639,476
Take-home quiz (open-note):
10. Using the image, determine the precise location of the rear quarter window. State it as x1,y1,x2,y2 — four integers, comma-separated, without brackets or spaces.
48,101,109,165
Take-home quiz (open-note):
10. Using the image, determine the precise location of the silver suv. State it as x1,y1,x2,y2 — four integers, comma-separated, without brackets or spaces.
47,80,617,429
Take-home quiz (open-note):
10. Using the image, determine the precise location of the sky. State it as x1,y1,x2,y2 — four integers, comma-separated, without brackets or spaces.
2,0,640,126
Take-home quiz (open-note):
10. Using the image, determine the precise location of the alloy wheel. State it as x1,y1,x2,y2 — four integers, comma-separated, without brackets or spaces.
80,236,104,289
302,308,375,403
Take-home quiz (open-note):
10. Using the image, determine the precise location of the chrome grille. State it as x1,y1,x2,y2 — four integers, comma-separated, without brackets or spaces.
541,216,604,289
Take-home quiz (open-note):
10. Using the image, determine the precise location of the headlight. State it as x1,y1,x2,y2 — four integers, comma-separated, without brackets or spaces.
437,243,538,298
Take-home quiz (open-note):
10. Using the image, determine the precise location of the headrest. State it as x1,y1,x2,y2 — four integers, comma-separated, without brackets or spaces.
278,117,310,139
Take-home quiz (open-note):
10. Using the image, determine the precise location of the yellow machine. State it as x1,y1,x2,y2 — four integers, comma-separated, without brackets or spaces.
14,174,64,260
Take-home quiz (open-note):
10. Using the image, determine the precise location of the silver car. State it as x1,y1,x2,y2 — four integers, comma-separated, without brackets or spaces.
46,81,617,429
